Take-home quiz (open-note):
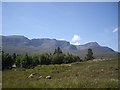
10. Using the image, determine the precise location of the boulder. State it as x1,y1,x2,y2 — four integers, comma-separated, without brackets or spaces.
28,74,33,78
12,64,16,68
101,69,104,72
46,76,51,79
38,76,43,79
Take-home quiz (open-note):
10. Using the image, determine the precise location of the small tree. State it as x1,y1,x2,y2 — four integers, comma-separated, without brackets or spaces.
52,53,64,64
85,48,94,60
40,53,51,65
12,53,16,64
52,47,64,64
63,55,72,64
21,53,32,68
2,52,14,69
63,53,74,63
53,47,62,54
15,55,22,67
73,56,82,62
32,55,39,66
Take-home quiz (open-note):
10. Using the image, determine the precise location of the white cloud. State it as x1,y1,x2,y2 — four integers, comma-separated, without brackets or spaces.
73,42,80,45
59,39,66,41
70,35,81,45
113,28,118,32
71,35,81,42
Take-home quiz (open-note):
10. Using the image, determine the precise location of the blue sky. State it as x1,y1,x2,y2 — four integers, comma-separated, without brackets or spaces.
2,2,118,51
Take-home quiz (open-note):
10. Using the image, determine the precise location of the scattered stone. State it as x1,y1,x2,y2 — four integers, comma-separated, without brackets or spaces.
111,79,118,82
28,74,33,78
38,76,43,79
68,64,71,67
94,79,99,84
12,64,16,68
68,70,71,71
46,75,51,79
101,69,104,72
109,58,112,60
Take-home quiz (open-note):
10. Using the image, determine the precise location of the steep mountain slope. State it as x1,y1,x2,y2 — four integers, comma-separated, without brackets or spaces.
76,42,117,58
1,35,118,58
76,42,100,50
1,35,77,54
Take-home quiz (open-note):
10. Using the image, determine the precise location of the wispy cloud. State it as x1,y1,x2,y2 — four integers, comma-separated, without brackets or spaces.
71,35,81,45
59,39,66,41
113,28,118,33
73,42,80,45
71,35,81,42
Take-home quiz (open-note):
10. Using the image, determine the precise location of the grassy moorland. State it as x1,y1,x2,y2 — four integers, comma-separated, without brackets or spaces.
0,71,1,89
2,58,119,88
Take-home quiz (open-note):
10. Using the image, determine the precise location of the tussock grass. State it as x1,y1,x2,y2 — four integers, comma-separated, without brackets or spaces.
2,59,118,88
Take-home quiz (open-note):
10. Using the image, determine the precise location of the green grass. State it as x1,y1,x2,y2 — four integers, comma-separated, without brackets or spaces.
2,59,119,88
0,71,2,89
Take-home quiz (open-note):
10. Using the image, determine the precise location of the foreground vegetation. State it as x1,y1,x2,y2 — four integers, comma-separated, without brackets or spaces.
2,47,94,70
2,58,118,88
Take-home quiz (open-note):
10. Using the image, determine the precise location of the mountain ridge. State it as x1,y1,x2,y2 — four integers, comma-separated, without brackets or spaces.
1,35,118,59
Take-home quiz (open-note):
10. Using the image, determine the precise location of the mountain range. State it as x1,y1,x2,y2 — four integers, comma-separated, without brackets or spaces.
1,35,118,59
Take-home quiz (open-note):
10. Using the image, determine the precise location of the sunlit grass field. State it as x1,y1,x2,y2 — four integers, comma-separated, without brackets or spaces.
2,59,119,88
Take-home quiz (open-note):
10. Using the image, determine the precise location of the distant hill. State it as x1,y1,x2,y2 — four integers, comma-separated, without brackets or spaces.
1,35,118,59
